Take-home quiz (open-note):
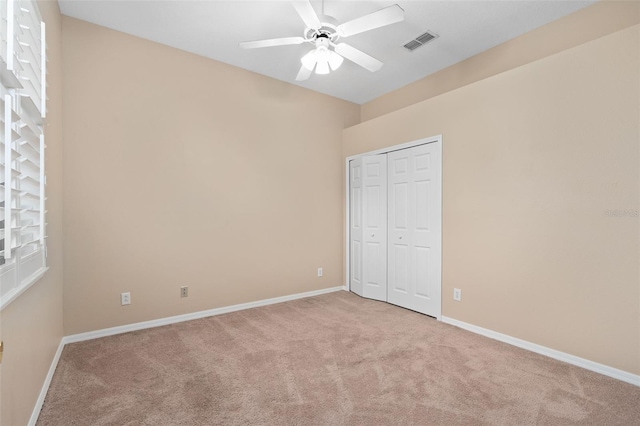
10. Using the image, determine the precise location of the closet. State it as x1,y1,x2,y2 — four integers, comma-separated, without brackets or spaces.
349,139,442,318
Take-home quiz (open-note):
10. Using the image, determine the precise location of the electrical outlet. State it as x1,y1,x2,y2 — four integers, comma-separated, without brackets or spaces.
180,286,188,298
121,292,131,305
453,288,462,302
317,267,323,277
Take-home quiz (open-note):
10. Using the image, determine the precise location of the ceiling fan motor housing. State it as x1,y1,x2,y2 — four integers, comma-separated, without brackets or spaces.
304,16,340,44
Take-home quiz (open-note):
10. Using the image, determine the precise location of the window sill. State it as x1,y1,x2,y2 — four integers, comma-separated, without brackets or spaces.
0,266,49,311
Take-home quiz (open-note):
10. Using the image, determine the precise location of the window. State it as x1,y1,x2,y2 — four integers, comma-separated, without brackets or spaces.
0,0,47,309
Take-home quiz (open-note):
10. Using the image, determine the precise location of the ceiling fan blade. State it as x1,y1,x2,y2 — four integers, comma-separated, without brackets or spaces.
239,37,305,49
334,43,383,72
296,63,313,81
337,4,404,37
292,1,321,29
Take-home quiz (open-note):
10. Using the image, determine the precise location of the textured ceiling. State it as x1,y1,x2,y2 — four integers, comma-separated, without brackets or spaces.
59,0,596,104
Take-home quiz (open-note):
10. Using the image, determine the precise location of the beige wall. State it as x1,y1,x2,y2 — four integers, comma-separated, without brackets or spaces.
0,1,64,424
361,1,640,122
344,24,640,374
62,17,360,335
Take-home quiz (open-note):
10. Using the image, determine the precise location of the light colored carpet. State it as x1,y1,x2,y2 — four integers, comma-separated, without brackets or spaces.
38,291,640,425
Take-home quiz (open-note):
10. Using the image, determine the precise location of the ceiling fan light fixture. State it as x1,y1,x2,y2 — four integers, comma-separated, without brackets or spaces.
301,50,317,70
301,41,342,75
315,45,329,61
315,59,330,74
328,50,343,71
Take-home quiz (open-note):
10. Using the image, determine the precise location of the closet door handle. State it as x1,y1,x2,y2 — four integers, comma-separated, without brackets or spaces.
399,236,403,240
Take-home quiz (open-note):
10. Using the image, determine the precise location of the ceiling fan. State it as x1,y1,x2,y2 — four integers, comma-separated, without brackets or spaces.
239,1,404,81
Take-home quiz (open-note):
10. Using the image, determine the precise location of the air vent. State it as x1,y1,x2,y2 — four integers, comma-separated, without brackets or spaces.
403,40,421,51
403,30,438,52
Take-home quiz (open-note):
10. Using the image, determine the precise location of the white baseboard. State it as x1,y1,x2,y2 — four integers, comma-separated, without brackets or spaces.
64,286,347,344
29,286,346,425
441,316,640,387
28,338,65,426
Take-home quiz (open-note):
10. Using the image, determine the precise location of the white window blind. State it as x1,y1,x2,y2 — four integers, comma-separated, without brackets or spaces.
0,0,47,310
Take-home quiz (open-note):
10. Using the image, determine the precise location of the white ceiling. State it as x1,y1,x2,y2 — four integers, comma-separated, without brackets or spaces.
58,0,596,104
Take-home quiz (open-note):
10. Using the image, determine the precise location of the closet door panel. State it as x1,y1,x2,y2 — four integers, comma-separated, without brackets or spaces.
388,150,413,308
412,152,432,306
388,143,441,317
392,243,409,293
415,145,441,317
349,159,363,296
361,154,387,301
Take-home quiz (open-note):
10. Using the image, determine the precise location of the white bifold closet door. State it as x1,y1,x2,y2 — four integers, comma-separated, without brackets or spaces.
349,154,387,302
387,143,441,316
349,142,441,318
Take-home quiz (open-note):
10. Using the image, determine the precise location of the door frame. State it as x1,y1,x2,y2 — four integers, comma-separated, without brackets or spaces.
345,135,443,320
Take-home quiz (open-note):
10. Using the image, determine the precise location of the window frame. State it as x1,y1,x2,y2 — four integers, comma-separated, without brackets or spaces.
0,0,47,311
